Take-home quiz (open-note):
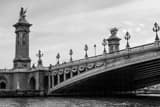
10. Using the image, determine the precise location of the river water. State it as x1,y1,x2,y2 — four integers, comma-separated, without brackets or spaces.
0,96,159,107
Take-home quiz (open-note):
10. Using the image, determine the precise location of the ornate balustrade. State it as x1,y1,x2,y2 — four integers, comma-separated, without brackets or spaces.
51,42,158,72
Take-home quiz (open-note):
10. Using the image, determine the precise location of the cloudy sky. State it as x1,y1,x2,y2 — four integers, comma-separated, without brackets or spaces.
0,0,160,68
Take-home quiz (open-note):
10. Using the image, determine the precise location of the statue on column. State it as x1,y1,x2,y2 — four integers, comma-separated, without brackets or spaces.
19,7,27,22
110,27,118,36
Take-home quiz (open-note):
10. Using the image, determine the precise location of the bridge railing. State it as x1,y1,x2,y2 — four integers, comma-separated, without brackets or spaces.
51,42,156,70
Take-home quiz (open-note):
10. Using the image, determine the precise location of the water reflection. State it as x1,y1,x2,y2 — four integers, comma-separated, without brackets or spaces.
0,97,159,107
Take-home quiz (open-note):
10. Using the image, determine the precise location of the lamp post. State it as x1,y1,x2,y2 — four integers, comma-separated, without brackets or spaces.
84,44,88,58
36,50,43,66
69,49,73,62
94,44,96,56
49,64,52,70
56,53,60,64
124,31,131,49
153,22,160,41
102,38,107,54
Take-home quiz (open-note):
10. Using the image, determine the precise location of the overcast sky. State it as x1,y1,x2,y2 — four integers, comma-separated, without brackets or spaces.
0,0,160,68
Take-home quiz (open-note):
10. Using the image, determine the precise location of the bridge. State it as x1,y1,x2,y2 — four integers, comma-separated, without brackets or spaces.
45,40,160,95
1,8,160,97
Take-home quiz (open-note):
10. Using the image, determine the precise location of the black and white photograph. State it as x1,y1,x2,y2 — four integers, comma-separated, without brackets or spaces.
0,0,160,106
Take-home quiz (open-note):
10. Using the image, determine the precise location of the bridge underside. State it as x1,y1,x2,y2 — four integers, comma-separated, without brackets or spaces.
52,58,160,95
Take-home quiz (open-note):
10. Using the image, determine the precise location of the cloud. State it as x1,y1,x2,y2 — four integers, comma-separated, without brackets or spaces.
0,0,160,68
19,0,160,66
135,27,142,32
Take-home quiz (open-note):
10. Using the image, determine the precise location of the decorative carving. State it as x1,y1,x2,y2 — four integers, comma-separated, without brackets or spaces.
64,68,71,74
79,65,85,72
53,71,58,76
110,27,118,36
87,63,95,69
95,62,104,67
72,66,78,73
58,69,64,75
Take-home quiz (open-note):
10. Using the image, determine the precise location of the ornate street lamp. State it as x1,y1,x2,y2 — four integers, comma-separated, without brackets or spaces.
49,64,52,70
36,50,43,66
56,53,60,64
84,44,88,58
32,63,36,68
153,22,160,41
69,49,73,62
102,38,107,54
124,31,131,49
94,44,96,56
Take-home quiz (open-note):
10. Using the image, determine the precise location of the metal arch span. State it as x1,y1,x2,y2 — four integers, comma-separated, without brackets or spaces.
49,46,160,95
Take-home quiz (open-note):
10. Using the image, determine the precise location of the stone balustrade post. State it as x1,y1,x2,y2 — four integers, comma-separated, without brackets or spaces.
78,70,80,75
57,74,60,84
64,73,66,81
70,71,73,78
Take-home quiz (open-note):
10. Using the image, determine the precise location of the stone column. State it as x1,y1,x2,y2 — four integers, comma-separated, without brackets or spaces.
70,71,73,78
57,75,60,84
77,69,80,75
48,73,50,90
13,8,32,69
64,73,66,81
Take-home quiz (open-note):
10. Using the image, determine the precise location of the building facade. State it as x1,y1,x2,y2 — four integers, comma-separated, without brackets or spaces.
0,8,50,96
